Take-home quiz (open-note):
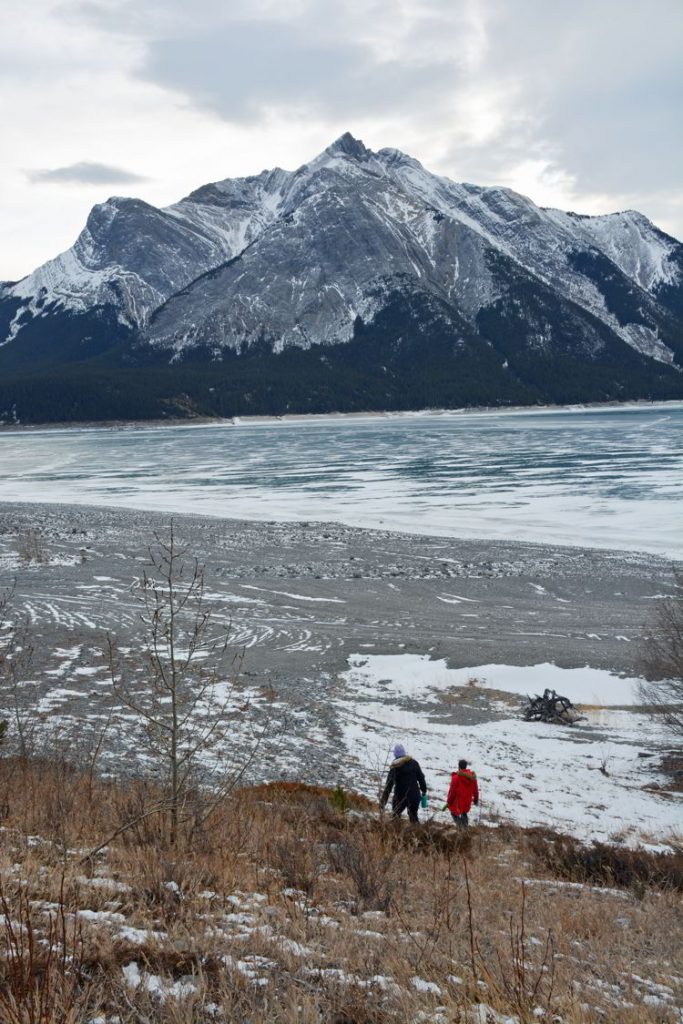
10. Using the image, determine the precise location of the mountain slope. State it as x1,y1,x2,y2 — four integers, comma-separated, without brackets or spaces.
1,133,682,423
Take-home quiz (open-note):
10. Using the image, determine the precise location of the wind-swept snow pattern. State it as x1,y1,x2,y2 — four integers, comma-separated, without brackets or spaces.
1,502,680,850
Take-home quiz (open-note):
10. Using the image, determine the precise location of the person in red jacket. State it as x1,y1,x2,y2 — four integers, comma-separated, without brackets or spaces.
446,759,479,827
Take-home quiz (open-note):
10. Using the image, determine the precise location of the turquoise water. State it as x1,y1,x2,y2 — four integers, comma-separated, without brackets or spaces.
0,405,681,556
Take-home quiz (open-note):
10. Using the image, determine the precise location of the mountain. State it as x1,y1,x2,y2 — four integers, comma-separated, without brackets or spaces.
1,132,682,423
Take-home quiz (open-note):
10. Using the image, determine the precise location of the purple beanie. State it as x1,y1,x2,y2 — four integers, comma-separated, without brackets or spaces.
393,743,406,759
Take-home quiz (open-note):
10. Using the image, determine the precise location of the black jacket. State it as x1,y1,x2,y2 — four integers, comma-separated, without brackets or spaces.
381,755,427,808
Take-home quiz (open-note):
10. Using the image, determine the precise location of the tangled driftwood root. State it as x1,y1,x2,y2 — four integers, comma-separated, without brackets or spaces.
522,688,586,725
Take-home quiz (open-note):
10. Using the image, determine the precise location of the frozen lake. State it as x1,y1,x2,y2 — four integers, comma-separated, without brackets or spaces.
0,404,681,557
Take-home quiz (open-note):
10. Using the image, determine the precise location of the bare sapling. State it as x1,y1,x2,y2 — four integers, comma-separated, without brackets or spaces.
104,522,259,847
639,568,683,737
0,587,36,763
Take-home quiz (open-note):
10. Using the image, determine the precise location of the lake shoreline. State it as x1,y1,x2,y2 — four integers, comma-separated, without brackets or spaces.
2,497,681,566
1,397,682,434
1,404,681,558
2,496,676,696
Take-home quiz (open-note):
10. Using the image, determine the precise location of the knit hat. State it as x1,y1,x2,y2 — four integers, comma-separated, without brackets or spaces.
393,743,407,759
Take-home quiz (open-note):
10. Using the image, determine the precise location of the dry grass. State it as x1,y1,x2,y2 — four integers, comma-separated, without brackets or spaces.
527,827,683,893
0,760,681,1023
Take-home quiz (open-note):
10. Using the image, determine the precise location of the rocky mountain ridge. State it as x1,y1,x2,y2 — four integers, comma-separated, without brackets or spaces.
1,133,682,422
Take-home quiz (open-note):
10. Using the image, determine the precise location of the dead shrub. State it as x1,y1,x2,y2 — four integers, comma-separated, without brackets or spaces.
326,834,396,912
326,990,395,1024
270,834,320,895
16,529,50,565
479,880,556,1020
528,829,683,892
245,779,374,811
0,877,102,1024
398,819,474,857
111,779,167,849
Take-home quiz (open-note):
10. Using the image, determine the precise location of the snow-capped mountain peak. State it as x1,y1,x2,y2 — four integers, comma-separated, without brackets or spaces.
1,134,681,412
324,131,373,161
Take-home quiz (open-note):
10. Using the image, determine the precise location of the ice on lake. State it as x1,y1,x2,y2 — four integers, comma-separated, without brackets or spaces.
0,404,681,557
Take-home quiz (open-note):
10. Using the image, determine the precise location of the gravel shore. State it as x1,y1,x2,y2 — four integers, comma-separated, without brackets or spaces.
0,502,679,808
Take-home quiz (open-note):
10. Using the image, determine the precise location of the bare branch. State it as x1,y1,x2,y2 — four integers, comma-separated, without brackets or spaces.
103,524,264,846
639,568,683,737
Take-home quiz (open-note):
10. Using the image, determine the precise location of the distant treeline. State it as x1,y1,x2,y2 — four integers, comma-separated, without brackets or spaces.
1,291,681,424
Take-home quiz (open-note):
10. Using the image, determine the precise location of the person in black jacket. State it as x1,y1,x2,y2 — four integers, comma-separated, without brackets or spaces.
380,743,427,823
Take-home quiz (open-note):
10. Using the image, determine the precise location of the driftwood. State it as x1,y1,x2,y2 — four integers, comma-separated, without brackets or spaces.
522,688,586,725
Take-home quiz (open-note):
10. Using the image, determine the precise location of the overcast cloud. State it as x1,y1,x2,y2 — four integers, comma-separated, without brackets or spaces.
1,0,681,280
26,161,149,185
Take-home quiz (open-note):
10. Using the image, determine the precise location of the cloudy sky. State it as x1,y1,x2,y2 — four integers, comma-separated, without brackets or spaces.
1,0,681,281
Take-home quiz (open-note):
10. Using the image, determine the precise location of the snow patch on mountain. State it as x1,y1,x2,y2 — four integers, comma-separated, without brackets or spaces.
545,208,680,292
621,324,674,364
13,246,125,309
3,133,682,374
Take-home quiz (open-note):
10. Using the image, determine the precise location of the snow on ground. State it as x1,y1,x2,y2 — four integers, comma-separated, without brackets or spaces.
0,551,82,572
338,654,681,848
344,653,643,705
122,961,198,1001
5,868,677,1023
36,687,86,712
240,585,346,603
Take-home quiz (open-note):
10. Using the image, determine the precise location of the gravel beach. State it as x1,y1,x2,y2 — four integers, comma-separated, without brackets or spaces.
0,502,680,841
1,501,675,676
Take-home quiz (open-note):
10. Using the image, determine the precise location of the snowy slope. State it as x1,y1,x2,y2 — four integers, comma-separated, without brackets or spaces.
146,138,496,355
544,207,680,291
5,171,293,339
1,133,682,383
142,136,682,365
380,156,680,363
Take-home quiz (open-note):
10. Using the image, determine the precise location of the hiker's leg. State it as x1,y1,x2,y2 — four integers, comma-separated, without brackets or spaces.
407,800,420,824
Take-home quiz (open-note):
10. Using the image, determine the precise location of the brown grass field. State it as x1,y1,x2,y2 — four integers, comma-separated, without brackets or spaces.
0,759,681,1023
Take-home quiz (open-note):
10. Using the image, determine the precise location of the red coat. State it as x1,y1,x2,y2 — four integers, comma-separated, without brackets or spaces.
446,769,479,815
